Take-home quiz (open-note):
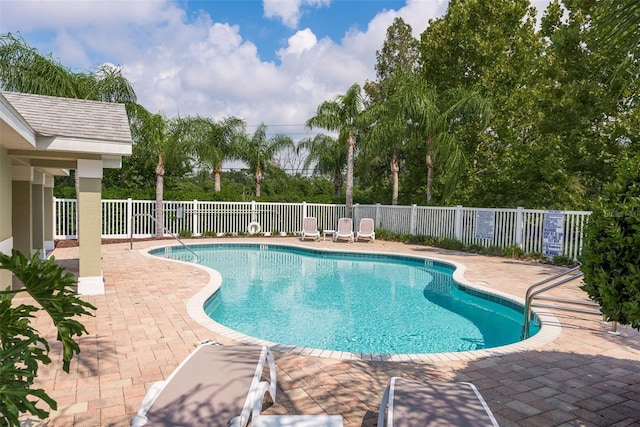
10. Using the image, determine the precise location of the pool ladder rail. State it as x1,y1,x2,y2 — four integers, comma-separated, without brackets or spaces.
129,213,199,263
521,265,605,340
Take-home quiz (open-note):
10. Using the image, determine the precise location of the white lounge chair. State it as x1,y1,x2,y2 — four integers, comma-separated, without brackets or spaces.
333,217,354,242
300,216,320,241
356,218,375,242
131,342,277,427
377,377,499,427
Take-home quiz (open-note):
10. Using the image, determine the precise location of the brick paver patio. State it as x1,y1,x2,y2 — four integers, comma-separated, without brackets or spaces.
17,237,640,426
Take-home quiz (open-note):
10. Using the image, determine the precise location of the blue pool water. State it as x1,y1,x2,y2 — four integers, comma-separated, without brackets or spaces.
151,244,537,354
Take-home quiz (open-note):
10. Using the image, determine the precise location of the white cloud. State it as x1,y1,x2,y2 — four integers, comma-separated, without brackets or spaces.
264,0,304,28
1,0,551,150
283,28,318,54
263,0,331,28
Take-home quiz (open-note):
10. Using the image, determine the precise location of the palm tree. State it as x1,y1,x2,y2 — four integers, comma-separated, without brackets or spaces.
296,134,347,197
127,104,186,237
307,83,365,218
592,0,640,92
0,32,137,239
235,123,294,197
0,33,136,102
362,74,414,205
395,72,490,204
179,116,245,193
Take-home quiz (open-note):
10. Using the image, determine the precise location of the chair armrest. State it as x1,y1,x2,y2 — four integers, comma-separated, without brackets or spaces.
130,380,166,426
251,381,272,419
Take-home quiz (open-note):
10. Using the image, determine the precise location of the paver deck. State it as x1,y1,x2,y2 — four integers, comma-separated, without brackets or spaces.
16,237,640,426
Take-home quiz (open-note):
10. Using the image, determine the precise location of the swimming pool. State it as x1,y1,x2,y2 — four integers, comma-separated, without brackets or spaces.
150,243,541,355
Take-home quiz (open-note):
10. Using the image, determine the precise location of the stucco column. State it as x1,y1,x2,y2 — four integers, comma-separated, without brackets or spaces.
77,159,104,295
32,171,45,258
44,175,55,253
12,165,33,256
0,147,13,289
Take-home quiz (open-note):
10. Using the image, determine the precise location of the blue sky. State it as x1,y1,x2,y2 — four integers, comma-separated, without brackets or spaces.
1,0,552,169
189,0,409,63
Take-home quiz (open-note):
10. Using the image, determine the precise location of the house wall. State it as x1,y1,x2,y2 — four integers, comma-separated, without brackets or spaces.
0,146,12,287
12,166,32,256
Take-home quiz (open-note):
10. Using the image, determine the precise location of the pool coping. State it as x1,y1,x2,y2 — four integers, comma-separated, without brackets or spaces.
142,242,562,362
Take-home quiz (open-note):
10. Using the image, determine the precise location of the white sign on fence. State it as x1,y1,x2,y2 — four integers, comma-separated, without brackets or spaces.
542,210,564,257
475,210,495,240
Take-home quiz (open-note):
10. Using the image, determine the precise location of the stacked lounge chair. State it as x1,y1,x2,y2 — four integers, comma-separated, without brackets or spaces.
131,342,277,427
377,377,499,427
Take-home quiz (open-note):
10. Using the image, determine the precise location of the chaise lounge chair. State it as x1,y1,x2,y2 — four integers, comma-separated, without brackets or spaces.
333,217,354,242
300,216,321,241
377,377,499,427
131,342,277,427
356,218,375,242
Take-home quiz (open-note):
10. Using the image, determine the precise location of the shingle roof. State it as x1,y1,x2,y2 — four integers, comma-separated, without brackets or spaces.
1,91,131,143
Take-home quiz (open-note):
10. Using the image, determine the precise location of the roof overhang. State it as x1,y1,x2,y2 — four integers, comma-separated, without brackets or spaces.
1,91,132,177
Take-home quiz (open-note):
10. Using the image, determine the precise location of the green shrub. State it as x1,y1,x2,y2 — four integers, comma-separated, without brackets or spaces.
422,235,439,246
466,244,485,254
580,154,640,329
480,245,503,256
177,230,193,238
406,234,424,244
374,229,398,241
437,238,465,251
502,245,525,258
551,254,577,266
527,251,546,261
201,230,217,237
0,250,95,424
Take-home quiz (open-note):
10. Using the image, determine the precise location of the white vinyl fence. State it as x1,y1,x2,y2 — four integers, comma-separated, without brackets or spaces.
54,198,591,259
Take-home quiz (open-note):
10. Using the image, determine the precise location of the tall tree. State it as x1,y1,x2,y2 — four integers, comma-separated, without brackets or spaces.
363,17,420,205
374,17,420,82
532,1,633,204
235,123,294,197
404,76,490,204
180,116,245,193
0,33,136,102
418,0,567,207
307,83,365,218
127,104,189,236
297,134,347,197
362,80,410,205
0,32,137,238
591,0,640,95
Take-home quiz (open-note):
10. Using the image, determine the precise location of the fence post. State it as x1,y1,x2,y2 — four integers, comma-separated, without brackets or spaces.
410,204,417,235
516,206,524,248
251,200,257,223
51,197,56,240
302,201,307,219
126,198,133,240
193,199,199,236
375,203,381,226
454,205,463,241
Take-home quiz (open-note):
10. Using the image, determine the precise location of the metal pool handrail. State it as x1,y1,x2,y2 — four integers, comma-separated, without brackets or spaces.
129,213,199,262
521,265,600,339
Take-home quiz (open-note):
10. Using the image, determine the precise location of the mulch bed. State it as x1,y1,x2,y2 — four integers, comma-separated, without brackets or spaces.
55,237,174,248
